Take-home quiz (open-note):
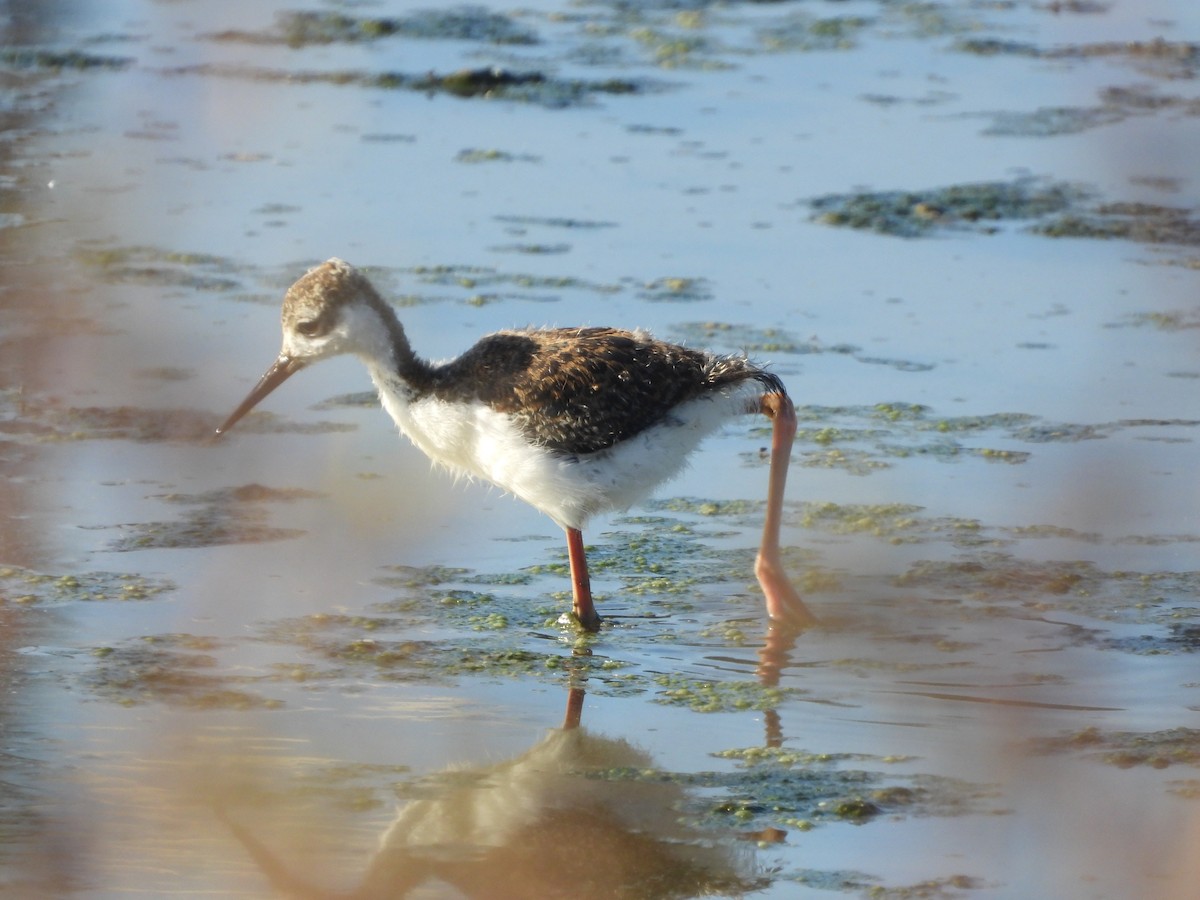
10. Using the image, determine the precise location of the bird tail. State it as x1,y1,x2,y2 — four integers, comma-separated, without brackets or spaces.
753,369,788,397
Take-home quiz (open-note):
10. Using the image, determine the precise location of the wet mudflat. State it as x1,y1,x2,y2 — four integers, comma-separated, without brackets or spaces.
1,1,1199,897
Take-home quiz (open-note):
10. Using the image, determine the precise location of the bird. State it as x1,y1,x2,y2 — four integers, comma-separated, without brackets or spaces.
216,258,809,631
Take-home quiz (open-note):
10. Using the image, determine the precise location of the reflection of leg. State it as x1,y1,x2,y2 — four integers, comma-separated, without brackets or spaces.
566,527,601,631
756,393,815,627
756,619,802,686
757,621,803,747
763,709,783,748
562,686,585,731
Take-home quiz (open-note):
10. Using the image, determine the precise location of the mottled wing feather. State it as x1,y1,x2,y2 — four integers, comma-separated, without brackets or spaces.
433,327,768,455
428,332,541,407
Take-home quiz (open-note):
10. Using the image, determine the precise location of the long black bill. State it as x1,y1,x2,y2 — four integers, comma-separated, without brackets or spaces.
215,354,305,436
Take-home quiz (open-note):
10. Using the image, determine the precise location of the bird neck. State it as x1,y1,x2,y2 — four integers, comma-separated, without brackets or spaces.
354,285,434,400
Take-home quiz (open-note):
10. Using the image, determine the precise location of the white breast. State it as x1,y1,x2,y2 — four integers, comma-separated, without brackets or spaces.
371,366,756,531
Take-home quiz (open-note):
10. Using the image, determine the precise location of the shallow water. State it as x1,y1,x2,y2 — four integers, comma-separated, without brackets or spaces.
2,1,1199,897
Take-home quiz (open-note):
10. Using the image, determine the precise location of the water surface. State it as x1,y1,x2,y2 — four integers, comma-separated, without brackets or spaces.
1,1,1199,897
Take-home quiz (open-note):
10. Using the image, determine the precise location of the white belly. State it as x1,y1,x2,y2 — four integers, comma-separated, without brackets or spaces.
373,371,755,531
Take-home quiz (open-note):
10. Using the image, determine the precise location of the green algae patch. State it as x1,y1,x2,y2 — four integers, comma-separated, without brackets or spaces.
800,502,985,546
1105,621,1200,656
1007,524,1101,543
810,179,1082,238
991,83,1200,141
644,496,1018,580
812,177,1200,247
638,276,713,304
758,14,872,53
0,48,132,71
373,564,476,590
310,391,379,410
75,245,246,292
246,514,802,697
629,27,713,69
164,62,648,108
88,634,282,710
895,554,1098,600
664,324,929,380
953,35,1200,80
1033,203,1200,246
1123,309,1200,332
591,516,736,580
974,447,1030,464
601,745,998,836
1034,726,1200,770
872,402,936,423
205,408,357,436
258,611,623,688
976,103,1128,138
649,402,1192,494
407,262,621,299
787,869,882,893
374,564,557,631
258,612,541,684
894,553,1200,634
494,214,618,231
1007,421,1108,442
490,242,572,257
697,618,758,647
259,612,405,656
653,674,793,713
210,9,539,47
800,447,892,476
712,746,903,768
107,484,319,551
879,0,993,39
16,405,228,443
584,5,877,69
668,325,931,373
419,68,548,100
857,874,986,898
523,512,778,611
0,565,173,606
671,321,841,357
330,637,446,671
756,401,1155,476
0,379,274,444
455,147,541,164
1168,779,1200,799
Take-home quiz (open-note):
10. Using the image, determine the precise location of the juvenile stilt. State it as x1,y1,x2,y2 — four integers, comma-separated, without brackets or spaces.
217,258,809,629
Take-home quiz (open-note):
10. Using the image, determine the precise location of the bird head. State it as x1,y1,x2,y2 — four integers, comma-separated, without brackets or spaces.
216,258,378,435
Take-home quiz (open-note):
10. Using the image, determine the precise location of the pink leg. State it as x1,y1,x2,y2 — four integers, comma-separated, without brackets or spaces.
565,527,601,631
756,393,815,628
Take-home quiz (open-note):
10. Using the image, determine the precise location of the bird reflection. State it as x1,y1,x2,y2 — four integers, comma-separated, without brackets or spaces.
219,620,811,899
757,621,807,748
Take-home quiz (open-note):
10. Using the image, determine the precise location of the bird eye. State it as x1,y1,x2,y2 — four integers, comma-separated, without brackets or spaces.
297,319,320,337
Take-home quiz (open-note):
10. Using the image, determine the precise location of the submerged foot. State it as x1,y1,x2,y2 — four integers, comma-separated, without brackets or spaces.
562,608,603,633
756,550,816,630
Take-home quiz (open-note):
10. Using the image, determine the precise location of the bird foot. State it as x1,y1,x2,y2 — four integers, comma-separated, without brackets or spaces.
559,609,603,633
755,550,816,630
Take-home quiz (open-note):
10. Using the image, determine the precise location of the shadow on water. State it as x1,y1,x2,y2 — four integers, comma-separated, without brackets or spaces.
215,623,811,899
